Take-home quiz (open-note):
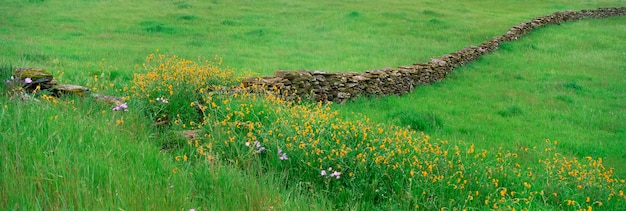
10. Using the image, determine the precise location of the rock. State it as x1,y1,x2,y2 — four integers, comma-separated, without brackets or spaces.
12,91,40,102
48,79,58,86
241,77,262,86
337,92,351,99
92,93,124,105
52,84,90,96
13,68,53,81
177,129,204,140
12,68,54,90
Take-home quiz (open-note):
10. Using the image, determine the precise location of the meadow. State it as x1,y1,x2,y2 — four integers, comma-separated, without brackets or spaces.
1,0,625,210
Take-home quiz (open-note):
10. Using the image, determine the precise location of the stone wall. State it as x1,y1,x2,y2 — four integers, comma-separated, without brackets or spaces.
241,7,626,103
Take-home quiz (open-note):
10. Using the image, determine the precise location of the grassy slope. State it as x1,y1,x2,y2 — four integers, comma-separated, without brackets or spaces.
336,16,626,177
1,0,625,209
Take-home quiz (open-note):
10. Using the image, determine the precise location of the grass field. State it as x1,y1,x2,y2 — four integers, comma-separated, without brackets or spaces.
1,0,625,210
335,16,626,177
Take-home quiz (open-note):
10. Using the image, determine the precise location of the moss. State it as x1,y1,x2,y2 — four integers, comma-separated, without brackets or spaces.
12,68,53,80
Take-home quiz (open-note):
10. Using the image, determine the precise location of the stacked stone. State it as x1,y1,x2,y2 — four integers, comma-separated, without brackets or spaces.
241,7,626,103
8,68,128,105
11,68,90,96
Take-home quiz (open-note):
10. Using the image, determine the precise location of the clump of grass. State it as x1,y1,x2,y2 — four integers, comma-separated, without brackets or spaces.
20,53,50,63
178,14,196,21
563,80,584,92
498,105,524,117
390,110,444,132
347,11,361,18
140,21,176,34
555,95,574,104
174,1,192,9
399,112,443,132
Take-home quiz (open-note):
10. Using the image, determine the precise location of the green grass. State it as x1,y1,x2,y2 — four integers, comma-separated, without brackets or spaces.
335,16,626,177
1,0,623,76
1,0,625,210
0,94,332,210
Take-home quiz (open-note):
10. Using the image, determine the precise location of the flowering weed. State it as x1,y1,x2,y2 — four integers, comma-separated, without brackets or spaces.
177,88,626,209
127,52,240,127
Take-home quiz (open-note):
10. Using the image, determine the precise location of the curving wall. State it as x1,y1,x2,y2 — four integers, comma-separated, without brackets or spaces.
241,7,626,103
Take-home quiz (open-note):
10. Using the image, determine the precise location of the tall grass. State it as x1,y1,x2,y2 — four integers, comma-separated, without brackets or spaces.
0,75,332,210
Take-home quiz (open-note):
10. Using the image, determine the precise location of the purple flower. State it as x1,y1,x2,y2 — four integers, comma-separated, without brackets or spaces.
247,140,266,153
330,171,341,179
112,103,129,112
277,148,288,160
24,78,32,84
279,153,288,160
5,80,9,85
321,170,327,176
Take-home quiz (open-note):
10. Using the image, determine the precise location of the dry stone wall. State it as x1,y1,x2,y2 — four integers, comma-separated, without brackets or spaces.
241,7,626,103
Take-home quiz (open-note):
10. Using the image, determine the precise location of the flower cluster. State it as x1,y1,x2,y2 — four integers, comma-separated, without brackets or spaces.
112,103,128,112
277,148,288,160
155,97,169,104
321,167,341,179
127,52,240,128
5,76,32,85
246,140,265,154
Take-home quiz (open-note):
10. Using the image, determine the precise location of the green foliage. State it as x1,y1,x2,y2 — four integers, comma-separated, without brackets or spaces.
0,64,12,92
